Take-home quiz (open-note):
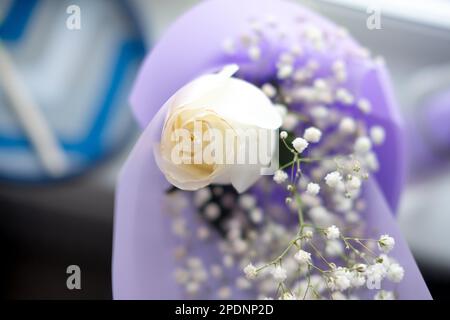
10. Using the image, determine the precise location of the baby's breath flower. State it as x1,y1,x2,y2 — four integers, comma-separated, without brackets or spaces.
277,64,294,79
281,292,297,300
273,170,288,184
350,271,366,288
354,136,372,154
294,249,312,265
282,113,299,131
196,226,210,240
339,117,356,134
332,60,346,73
217,286,232,299
325,240,344,257
378,234,395,253
310,105,329,120
326,225,340,240
222,38,235,54
174,268,189,284
271,266,287,282
194,188,212,206
346,176,361,191
239,194,256,210
306,182,320,196
366,262,387,284
192,268,208,283
376,254,391,268
262,83,277,98
186,281,200,295
187,257,203,269
331,267,351,291
354,263,367,273
248,45,261,61
304,127,322,143
204,203,220,220
250,208,264,224
374,290,395,300
244,263,258,280
292,137,309,153
335,276,351,292
280,131,288,139
325,171,342,188
365,152,380,171
387,263,404,283
370,126,386,145
210,265,223,279
223,255,234,268
331,291,347,300
336,88,354,105
309,206,333,227
357,98,372,114
304,229,314,240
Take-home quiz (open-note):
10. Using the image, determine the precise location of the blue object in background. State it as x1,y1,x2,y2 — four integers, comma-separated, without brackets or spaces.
0,0,146,182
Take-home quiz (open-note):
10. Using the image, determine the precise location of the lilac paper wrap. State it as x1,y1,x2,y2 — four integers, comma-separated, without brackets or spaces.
113,0,431,299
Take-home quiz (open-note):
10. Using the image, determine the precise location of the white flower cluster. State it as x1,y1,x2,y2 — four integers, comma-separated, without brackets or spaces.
244,263,258,280
378,234,395,253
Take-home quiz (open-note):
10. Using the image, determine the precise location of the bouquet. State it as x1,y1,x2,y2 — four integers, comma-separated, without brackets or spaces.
113,0,431,300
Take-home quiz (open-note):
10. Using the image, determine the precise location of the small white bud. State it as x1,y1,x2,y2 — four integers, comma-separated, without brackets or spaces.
244,263,258,280
248,45,261,61
306,182,320,196
273,170,288,184
292,137,309,153
222,38,235,54
324,171,342,188
277,64,294,79
303,127,322,143
339,117,356,134
387,263,404,283
357,98,372,114
261,83,277,98
370,126,386,145
346,176,361,191
310,106,329,119
326,225,340,240
271,266,287,282
378,234,395,253
294,250,312,265
354,136,372,154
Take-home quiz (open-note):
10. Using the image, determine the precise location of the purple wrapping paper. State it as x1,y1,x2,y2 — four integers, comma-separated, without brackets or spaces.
113,0,431,299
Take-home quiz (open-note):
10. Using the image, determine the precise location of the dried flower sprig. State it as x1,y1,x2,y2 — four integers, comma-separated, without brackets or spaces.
241,132,403,300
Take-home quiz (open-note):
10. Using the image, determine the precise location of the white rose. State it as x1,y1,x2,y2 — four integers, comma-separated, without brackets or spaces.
155,65,282,192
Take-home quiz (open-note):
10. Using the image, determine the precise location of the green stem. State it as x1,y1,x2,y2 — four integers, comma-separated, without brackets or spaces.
278,159,295,171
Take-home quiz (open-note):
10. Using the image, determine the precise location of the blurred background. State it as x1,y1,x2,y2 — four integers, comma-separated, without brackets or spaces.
0,0,449,299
